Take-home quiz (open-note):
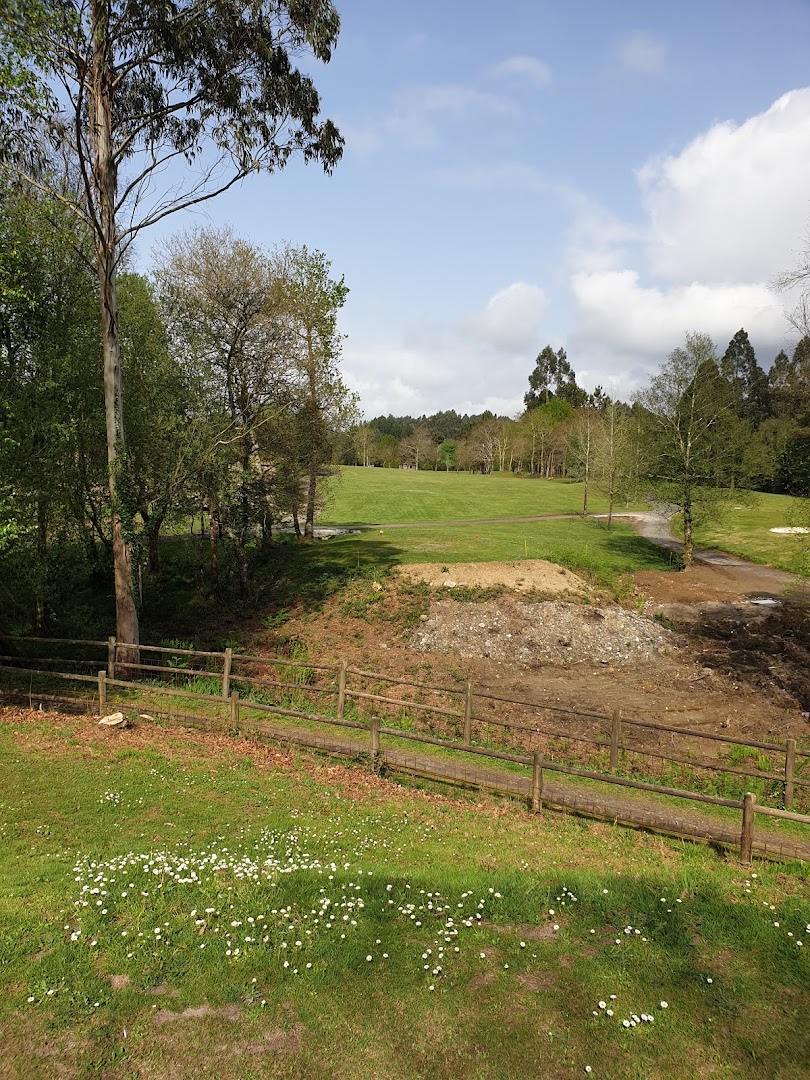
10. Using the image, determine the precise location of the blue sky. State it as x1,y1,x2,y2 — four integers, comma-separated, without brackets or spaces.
141,0,810,418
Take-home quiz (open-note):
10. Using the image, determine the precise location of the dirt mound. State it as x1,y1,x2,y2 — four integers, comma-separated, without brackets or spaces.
395,559,588,595
411,597,672,667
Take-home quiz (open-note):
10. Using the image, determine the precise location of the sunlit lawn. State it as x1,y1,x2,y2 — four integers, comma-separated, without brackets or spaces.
692,493,809,574
318,467,641,525
1,710,809,1079
317,517,676,593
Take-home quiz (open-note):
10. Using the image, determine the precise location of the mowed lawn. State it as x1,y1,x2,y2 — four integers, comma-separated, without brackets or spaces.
693,493,810,574
335,518,676,584
312,470,671,588
319,467,631,524
2,710,809,1080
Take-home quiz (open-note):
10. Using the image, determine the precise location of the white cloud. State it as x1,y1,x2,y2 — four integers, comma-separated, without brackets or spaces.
639,89,810,283
562,191,642,273
489,55,552,88
385,83,515,148
618,32,666,74
571,270,785,354
565,89,810,388
464,282,548,353
342,282,545,418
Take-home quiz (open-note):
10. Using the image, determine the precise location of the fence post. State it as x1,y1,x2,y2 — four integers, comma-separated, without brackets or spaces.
107,637,116,680
740,792,756,865
371,715,380,757
531,751,543,813
336,660,348,721
609,710,621,771
784,739,796,810
463,682,473,745
97,671,106,715
222,647,233,700
229,689,239,733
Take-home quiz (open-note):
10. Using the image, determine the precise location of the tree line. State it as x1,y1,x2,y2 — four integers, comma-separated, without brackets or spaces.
341,330,810,565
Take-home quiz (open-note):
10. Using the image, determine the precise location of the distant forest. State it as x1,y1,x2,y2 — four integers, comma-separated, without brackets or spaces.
335,331,810,504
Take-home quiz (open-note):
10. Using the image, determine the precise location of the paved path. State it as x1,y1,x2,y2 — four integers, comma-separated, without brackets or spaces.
626,511,804,588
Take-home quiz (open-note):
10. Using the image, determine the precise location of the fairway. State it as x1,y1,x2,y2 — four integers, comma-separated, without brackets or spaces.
337,518,675,586
693,493,810,574
319,466,627,524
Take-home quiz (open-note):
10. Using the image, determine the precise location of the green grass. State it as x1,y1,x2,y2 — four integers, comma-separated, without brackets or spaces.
315,517,676,593
691,493,810,574
312,468,673,593
1,710,809,1079
319,467,639,525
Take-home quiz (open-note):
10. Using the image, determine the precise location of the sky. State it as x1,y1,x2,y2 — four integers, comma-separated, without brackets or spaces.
139,0,810,419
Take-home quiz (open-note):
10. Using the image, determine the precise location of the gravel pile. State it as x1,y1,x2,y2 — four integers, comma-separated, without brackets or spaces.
411,597,673,667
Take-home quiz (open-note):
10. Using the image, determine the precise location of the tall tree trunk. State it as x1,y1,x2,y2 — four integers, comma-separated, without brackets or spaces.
304,448,318,540
682,496,694,568
91,0,139,659
34,497,47,631
292,507,302,539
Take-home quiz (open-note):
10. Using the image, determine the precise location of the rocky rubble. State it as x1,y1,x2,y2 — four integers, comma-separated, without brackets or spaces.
411,597,673,667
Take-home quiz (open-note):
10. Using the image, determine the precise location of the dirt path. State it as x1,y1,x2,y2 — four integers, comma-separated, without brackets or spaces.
231,715,810,863
350,512,631,529
627,511,804,593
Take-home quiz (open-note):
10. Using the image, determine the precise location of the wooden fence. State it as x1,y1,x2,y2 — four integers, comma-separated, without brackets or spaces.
1,634,810,864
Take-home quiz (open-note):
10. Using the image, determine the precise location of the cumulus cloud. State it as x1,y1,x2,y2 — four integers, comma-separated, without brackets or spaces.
488,55,552,88
639,89,810,283
618,32,666,74
566,89,810,386
571,271,785,354
342,282,546,418
464,282,548,353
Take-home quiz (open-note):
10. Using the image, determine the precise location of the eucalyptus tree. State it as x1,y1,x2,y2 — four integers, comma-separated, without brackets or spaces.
0,0,343,651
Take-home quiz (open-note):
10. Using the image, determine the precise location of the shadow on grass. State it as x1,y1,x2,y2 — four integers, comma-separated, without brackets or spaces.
589,527,681,573
256,535,405,614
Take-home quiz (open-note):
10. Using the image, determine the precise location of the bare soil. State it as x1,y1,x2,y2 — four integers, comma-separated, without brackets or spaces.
395,559,588,595
267,559,810,748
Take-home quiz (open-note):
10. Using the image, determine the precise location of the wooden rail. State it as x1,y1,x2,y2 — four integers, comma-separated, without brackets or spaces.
2,659,810,862
2,635,809,816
